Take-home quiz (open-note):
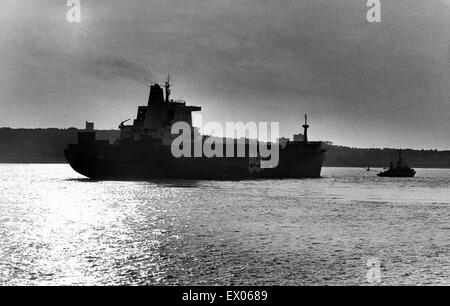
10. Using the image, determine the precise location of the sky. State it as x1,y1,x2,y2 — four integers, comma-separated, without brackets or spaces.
1,0,449,149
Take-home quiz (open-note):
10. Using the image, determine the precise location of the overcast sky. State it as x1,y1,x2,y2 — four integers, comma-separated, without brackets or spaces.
1,0,449,149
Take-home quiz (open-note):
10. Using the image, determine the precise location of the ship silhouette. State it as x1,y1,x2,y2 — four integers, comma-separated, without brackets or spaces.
64,78,327,180
377,151,416,178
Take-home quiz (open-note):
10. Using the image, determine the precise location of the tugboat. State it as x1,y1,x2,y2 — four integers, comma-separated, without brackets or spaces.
377,151,416,177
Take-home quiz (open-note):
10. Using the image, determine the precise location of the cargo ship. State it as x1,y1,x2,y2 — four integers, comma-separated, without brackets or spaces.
64,78,327,180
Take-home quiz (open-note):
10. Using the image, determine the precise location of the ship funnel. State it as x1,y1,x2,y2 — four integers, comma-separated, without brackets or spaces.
147,84,165,107
144,84,166,131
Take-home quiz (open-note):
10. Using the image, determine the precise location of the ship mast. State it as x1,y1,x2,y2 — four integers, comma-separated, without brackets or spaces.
164,75,171,103
303,114,310,143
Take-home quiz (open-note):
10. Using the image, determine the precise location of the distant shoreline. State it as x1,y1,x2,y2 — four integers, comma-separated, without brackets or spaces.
1,128,449,168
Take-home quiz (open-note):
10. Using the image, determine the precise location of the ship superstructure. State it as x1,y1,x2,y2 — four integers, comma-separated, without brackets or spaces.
118,79,201,145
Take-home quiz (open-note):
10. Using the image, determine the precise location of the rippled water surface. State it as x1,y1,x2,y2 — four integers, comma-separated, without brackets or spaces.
0,164,449,285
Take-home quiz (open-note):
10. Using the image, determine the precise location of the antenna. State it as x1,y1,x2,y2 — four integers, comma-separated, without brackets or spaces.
165,74,171,102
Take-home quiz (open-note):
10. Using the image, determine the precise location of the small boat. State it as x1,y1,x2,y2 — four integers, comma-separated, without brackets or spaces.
377,151,416,177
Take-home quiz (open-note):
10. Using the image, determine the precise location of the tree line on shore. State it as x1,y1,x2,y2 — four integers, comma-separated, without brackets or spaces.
0,128,449,168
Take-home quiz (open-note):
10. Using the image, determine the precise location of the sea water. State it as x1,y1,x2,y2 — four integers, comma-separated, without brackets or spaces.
0,164,448,285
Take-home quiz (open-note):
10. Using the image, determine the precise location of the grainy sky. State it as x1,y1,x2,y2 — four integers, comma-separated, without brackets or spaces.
1,0,449,149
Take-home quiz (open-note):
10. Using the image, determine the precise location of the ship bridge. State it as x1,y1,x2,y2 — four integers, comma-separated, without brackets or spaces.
119,80,201,141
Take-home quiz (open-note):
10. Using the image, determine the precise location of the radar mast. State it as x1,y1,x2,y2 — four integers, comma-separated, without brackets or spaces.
165,75,171,102
303,114,310,143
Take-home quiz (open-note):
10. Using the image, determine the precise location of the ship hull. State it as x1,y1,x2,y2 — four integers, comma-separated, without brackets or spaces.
65,141,326,180
377,169,416,178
